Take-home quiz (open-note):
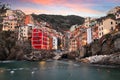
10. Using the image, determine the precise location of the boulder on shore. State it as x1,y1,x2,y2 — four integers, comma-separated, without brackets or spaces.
80,52,120,65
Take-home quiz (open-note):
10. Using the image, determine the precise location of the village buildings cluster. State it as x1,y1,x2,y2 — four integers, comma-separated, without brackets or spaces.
0,6,120,52
1,9,64,51
68,6,120,52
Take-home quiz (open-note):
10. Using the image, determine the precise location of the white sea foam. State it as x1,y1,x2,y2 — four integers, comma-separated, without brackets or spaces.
10,71,14,74
0,60,14,63
18,68,24,70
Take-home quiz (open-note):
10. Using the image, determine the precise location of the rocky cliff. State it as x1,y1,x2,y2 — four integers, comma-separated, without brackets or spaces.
79,31,120,65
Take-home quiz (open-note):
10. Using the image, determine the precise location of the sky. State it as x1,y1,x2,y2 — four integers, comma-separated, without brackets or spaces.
1,0,120,17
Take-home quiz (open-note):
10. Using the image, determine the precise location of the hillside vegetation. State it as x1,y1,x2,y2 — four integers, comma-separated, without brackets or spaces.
32,14,85,32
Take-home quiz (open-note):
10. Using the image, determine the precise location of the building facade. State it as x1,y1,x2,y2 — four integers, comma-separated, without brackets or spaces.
18,24,33,40
31,22,63,50
98,18,117,38
2,10,25,31
52,36,58,50
24,15,34,25
107,6,120,15
2,18,17,31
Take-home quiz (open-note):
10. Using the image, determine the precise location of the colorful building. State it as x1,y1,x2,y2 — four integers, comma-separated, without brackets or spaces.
69,25,88,52
32,28,49,50
2,10,25,31
98,18,117,38
2,18,17,31
52,36,58,50
107,6,120,15
31,22,63,50
2,10,18,31
18,24,33,40
24,15,34,25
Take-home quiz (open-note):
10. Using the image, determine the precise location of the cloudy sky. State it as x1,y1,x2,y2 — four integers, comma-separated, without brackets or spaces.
1,0,120,17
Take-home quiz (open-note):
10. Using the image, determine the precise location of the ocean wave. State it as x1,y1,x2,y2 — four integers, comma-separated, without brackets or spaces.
0,60,15,63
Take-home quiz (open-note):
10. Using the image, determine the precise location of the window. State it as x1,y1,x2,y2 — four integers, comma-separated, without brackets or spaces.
99,33,101,36
101,22,103,25
99,28,101,31
102,32,103,35
111,22,113,25
102,27,103,30
111,27,114,31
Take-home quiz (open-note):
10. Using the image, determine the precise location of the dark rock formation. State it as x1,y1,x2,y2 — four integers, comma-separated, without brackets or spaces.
79,31,120,65
79,46,87,58
24,50,55,61
96,53,120,65
67,51,79,59
91,40,101,55
87,32,120,56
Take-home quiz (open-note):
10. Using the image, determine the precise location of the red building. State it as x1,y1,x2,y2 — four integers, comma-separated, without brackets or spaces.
32,28,49,50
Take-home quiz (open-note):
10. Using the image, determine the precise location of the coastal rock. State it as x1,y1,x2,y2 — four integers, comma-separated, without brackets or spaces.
114,38,120,51
16,50,24,60
91,41,101,55
24,50,55,61
79,47,86,58
79,58,90,63
68,51,79,59
85,55,109,63
80,53,120,65
108,53,120,65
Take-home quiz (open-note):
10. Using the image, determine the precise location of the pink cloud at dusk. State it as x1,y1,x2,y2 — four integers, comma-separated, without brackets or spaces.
21,0,67,5
17,7,75,15
21,0,103,15
63,3,103,15
16,7,49,14
2,0,119,17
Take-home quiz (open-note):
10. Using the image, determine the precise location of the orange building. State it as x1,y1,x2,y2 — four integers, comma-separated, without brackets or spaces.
92,26,99,39
69,25,88,52
24,15,34,25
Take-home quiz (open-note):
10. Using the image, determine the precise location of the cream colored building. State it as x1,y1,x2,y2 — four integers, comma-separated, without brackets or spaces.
98,18,117,38
84,17,91,28
18,24,34,40
116,11,120,19
2,10,18,31
107,6,120,15
70,24,79,32
69,39,77,52
2,19,17,31
5,10,14,16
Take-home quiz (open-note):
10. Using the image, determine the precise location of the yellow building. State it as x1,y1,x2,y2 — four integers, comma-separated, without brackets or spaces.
98,18,117,38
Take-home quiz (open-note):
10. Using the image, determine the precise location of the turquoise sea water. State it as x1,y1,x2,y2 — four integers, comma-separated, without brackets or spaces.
0,60,120,80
